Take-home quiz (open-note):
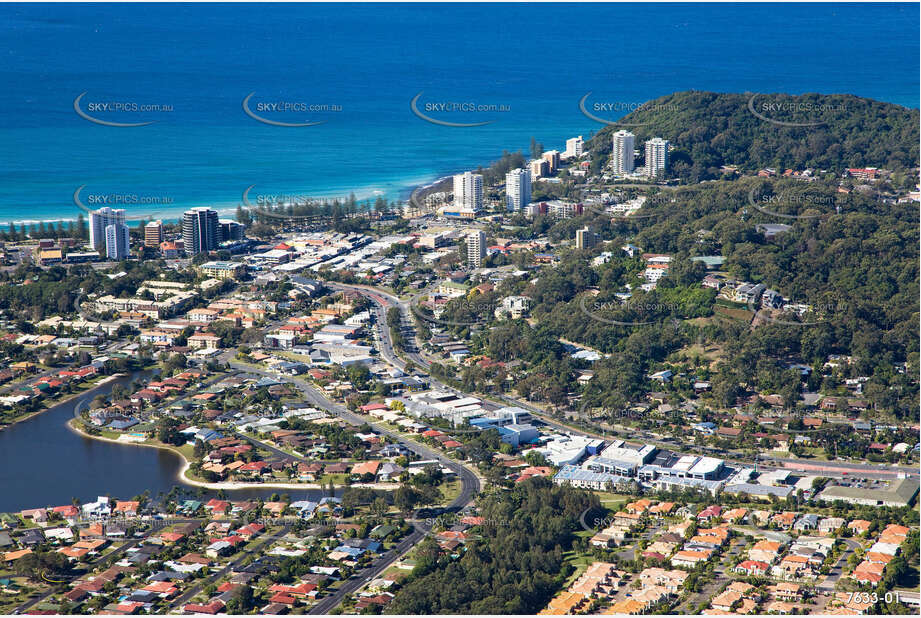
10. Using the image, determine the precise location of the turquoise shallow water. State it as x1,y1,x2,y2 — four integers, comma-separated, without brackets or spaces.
0,2,918,225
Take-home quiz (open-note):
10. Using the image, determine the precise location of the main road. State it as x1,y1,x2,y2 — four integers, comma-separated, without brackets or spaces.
325,282,916,481
224,356,480,613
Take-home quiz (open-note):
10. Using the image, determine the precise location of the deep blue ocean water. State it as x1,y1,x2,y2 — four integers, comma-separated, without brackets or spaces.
0,2,918,225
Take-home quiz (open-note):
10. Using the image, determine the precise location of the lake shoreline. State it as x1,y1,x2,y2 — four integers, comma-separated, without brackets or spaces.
0,374,121,432
66,418,399,492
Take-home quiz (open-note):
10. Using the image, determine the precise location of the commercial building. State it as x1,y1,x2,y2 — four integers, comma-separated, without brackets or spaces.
644,137,670,178
575,226,598,250
600,440,659,467
497,424,539,447
611,130,635,174
89,207,126,250
452,172,483,212
505,168,531,211
256,249,291,265
196,261,245,280
104,222,130,260
554,444,728,496
816,477,919,507
38,248,62,265
535,434,604,467
553,465,633,491
264,333,298,350
467,229,486,269
485,406,534,426
64,251,101,264
182,207,219,254
144,220,163,248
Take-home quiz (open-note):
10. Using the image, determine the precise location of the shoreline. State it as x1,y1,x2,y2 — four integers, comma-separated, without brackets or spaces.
2,166,471,228
66,418,399,492
1,177,427,228
0,374,121,431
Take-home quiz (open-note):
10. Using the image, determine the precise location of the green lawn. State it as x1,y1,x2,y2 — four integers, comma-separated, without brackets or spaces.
561,551,596,588
438,479,462,505
593,492,633,509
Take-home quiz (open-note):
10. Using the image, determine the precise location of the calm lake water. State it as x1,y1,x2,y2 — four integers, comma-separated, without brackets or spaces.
0,371,333,512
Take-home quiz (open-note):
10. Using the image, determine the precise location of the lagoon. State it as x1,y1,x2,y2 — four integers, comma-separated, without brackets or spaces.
0,371,332,512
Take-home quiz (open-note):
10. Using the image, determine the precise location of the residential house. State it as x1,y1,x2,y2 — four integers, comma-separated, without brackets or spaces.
735,560,770,576
794,513,819,532
818,517,846,535
671,549,713,568
749,540,783,564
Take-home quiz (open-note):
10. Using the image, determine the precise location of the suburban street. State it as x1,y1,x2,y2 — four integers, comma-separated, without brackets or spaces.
224,358,480,613
167,524,293,610
13,534,152,614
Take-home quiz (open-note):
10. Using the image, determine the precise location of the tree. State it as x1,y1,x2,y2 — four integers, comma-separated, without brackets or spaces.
387,480,598,614
226,585,255,613
370,497,389,518
530,136,544,160
156,417,184,446
14,551,72,581
393,486,423,513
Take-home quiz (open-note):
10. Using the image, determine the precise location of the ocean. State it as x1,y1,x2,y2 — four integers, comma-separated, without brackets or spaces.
0,2,918,225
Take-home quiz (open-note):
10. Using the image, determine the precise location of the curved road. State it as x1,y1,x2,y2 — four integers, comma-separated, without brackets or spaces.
225,359,480,613
327,282,915,482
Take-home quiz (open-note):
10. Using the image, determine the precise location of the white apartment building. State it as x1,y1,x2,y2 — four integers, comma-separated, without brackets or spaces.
89,207,126,250
453,171,483,212
576,226,598,250
547,200,580,219
645,137,670,178
611,130,636,174
466,229,486,269
564,136,584,159
104,222,130,260
505,168,531,211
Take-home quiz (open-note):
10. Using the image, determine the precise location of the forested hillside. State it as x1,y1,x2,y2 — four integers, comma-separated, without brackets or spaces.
587,91,919,183
453,174,918,419
386,481,598,614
